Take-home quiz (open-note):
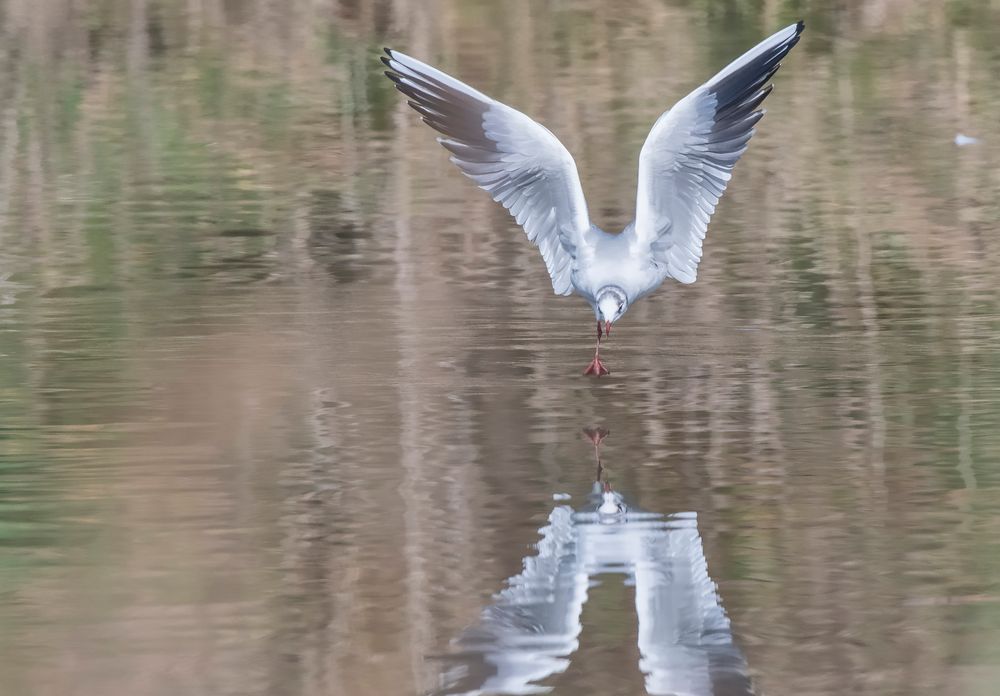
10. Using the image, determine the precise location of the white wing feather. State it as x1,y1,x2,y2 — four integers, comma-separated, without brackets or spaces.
631,22,804,284
383,49,592,296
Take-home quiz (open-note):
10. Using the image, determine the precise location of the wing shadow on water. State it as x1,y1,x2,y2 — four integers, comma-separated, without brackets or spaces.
430,429,752,696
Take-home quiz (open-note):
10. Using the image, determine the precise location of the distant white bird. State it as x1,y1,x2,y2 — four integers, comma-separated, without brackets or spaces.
384,22,804,376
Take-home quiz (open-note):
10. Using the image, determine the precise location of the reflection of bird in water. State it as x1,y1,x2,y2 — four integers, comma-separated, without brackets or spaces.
430,431,752,696
383,23,804,376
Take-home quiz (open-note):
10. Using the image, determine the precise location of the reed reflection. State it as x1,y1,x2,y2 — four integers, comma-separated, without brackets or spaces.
432,429,751,696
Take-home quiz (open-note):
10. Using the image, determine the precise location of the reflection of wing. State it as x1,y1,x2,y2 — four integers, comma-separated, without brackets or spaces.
632,512,752,696
434,506,588,695
629,22,804,284
383,49,593,296
433,491,751,696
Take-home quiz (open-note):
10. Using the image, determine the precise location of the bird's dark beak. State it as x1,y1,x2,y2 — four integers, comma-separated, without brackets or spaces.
604,320,612,337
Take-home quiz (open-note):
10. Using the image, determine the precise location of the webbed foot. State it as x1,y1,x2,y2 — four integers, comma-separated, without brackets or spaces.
583,357,610,376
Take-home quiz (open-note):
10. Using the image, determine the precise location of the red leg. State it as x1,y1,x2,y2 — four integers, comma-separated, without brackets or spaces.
583,321,611,376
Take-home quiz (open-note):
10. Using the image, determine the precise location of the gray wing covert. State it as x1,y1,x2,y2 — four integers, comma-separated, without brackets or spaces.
383,49,593,295
631,22,804,284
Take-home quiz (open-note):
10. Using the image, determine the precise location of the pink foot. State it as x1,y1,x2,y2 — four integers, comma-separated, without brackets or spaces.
583,356,610,377
582,427,610,446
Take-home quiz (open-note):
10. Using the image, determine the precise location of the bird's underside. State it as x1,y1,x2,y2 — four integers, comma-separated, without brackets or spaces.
383,21,804,375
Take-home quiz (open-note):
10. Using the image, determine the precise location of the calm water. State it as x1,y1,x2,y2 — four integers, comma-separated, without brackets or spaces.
2,1,1000,694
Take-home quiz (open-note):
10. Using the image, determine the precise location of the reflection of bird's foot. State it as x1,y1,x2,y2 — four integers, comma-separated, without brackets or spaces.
582,427,609,446
583,356,610,376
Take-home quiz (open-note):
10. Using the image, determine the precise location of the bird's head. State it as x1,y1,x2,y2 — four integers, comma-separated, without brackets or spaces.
596,286,628,335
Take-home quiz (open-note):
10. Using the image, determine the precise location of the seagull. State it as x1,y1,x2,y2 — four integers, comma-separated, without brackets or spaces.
383,22,804,376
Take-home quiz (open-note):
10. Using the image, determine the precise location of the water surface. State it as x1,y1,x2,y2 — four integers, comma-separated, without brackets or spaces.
2,1,1000,695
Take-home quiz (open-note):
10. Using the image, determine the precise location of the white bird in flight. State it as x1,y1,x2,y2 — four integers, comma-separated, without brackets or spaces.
384,22,804,376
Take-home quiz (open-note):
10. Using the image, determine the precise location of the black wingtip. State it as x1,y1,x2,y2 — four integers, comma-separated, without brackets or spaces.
383,47,394,56
380,56,392,68
384,71,411,95
796,20,805,34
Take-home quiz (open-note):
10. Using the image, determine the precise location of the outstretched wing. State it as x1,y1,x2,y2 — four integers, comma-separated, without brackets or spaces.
629,22,804,284
383,49,592,296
